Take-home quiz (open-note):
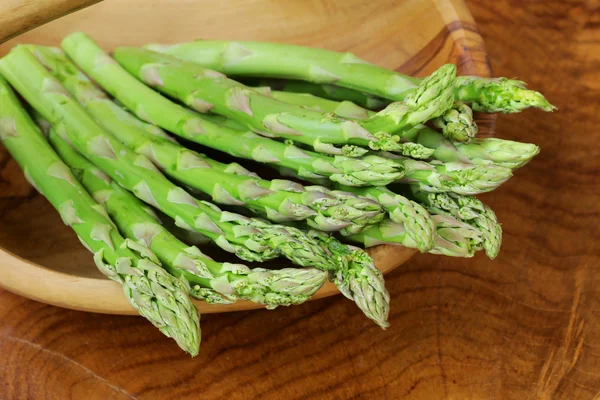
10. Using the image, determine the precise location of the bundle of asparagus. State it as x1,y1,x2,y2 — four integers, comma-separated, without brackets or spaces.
0,32,552,355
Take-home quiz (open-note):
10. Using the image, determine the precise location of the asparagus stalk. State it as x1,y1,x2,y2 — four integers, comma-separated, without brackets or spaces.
1,47,389,327
50,130,328,307
454,77,555,113
257,86,478,143
145,40,554,112
277,77,554,115
253,87,375,120
249,88,540,170
30,45,386,235
349,215,483,258
144,40,421,100
182,108,512,195
0,75,201,355
428,214,484,257
257,79,389,110
408,187,502,259
113,46,455,154
61,33,405,186
336,186,435,252
402,125,541,169
385,154,513,195
261,87,479,143
339,185,483,257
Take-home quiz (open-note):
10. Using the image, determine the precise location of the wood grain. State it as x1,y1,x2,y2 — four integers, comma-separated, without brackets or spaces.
0,0,101,43
0,0,491,314
1,0,599,399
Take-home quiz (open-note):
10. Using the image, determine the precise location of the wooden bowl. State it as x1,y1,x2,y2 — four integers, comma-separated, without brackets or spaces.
0,0,492,315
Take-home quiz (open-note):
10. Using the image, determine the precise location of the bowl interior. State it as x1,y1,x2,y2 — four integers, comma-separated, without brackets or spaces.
0,0,491,313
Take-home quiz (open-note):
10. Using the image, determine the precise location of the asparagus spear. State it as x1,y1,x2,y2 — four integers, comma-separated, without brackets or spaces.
454,76,555,113
257,79,389,110
349,214,483,258
336,186,435,252
428,214,484,257
0,75,201,355
253,87,375,119
259,87,478,143
61,33,405,186
248,87,540,170
144,40,421,100
113,46,455,154
49,130,328,307
275,77,554,115
408,187,502,259
30,45,386,235
145,40,554,112
385,153,513,195
402,125,541,169
1,47,389,327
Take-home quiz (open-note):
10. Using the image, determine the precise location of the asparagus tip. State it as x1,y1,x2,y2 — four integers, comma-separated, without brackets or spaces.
457,77,555,114
433,101,478,143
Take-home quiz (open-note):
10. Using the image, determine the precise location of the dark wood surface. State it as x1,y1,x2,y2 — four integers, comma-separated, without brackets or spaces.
1,0,599,398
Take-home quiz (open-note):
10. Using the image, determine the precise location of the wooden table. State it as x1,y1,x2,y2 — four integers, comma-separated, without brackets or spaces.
1,1,599,398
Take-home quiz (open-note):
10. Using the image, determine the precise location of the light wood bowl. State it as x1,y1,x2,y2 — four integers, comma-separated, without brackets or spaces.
0,0,492,315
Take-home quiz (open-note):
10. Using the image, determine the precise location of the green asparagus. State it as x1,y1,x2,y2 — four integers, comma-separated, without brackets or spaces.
453,77,555,113
336,186,435,252
247,87,540,170
273,77,554,115
191,116,512,196
0,74,201,355
210,91,514,193
432,101,478,142
1,46,389,327
258,157,502,251
385,153,513,195
259,87,478,143
349,214,483,258
402,125,541,169
50,130,328,307
61,33,406,186
428,214,484,257
144,40,553,112
253,87,375,120
255,79,389,109
113,46,455,155
144,40,421,100
30,45,386,235
408,187,502,259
